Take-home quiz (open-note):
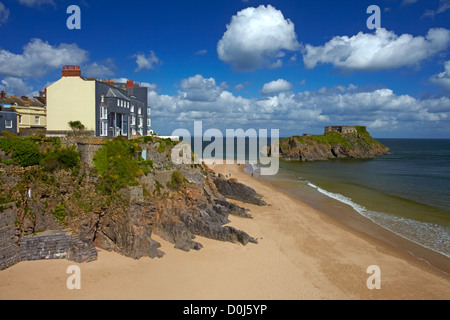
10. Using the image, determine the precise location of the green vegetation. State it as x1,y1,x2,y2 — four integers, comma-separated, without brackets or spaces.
0,135,41,167
0,134,81,170
41,146,80,172
52,202,67,225
282,126,385,151
93,136,143,193
167,170,185,190
68,121,86,132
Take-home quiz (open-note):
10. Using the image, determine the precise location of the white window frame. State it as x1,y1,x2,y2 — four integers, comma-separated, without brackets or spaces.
131,105,135,113
18,115,22,124
5,120,12,129
131,116,136,126
100,106,108,120
100,121,108,137
35,116,40,125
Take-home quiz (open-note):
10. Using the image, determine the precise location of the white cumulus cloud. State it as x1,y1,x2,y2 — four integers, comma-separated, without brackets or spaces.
430,60,450,93
179,75,223,103
0,38,89,78
217,5,300,72
260,79,293,96
147,74,450,137
134,51,162,72
0,77,33,96
303,28,450,72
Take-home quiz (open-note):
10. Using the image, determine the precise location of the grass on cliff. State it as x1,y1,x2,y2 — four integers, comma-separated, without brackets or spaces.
0,132,81,170
282,126,385,150
93,136,144,194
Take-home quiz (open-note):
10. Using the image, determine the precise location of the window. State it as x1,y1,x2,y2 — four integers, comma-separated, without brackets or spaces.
5,120,12,129
138,108,142,115
147,108,151,115
147,118,151,127
101,95,105,103
131,105,135,113
19,115,22,124
127,101,129,108
117,99,120,107
100,121,108,137
139,117,143,128
100,106,108,120
35,116,40,125
131,116,136,126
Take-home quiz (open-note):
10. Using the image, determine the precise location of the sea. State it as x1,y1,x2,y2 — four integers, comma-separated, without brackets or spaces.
253,139,450,259
191,138,450,259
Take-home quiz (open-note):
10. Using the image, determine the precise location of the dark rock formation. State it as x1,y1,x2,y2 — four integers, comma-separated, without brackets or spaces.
213,176,267,206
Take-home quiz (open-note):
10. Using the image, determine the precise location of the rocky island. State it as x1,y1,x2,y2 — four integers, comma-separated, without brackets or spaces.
0,132,264,269
278,126,389,162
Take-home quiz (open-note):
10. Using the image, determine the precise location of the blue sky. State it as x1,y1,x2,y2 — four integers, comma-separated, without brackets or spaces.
0,0,449,138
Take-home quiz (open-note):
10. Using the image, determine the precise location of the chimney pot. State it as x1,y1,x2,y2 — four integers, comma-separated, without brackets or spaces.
1,91,5,99
62,65,81,77
127,80,134,88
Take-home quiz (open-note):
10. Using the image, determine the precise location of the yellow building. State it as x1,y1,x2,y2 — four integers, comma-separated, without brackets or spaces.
46,65,150,137
13,95,47,131
47,66,97,133
1,93,47,133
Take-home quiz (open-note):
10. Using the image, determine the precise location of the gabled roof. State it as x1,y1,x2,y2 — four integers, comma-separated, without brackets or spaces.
105,87,130,101
0,95,45,108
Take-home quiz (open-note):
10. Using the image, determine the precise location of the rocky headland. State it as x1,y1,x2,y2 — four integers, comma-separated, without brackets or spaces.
278,126,389,162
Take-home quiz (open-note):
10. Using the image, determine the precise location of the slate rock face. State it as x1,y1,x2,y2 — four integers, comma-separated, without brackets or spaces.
213,176,267,207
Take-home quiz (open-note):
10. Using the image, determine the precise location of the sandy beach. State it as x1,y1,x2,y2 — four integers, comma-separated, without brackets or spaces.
0,163,449,300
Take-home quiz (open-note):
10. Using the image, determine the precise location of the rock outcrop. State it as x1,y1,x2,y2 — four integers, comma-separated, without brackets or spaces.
279,127,389,162
0,135,262,268
212,176,267,206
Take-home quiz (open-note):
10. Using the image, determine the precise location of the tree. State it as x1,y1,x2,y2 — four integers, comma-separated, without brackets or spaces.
68,121,86,135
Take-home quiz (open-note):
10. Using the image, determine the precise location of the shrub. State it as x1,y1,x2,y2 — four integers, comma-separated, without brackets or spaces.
167,170,185,190
11,139,41,167
52,203,67,225
68,121,86,131
93,137,142,193
41,146,80,172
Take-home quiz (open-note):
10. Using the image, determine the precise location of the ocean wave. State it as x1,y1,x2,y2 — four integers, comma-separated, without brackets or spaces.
307,183,450,258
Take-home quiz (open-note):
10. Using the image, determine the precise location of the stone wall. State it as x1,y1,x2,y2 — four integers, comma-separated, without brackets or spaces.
1,204,97,270
20,230,72,261
77,142,105,168
19,231,98,263
0,204,20,271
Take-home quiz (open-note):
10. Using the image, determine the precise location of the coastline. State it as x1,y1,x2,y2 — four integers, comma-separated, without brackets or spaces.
0,163,449,300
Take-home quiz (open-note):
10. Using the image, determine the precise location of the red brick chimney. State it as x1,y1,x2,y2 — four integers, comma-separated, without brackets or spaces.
127,80,134,88
1,91,5,99
62,65,82,77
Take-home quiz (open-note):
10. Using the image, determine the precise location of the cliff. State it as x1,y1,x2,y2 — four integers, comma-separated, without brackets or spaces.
279,126,389,162
0,134,262,267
